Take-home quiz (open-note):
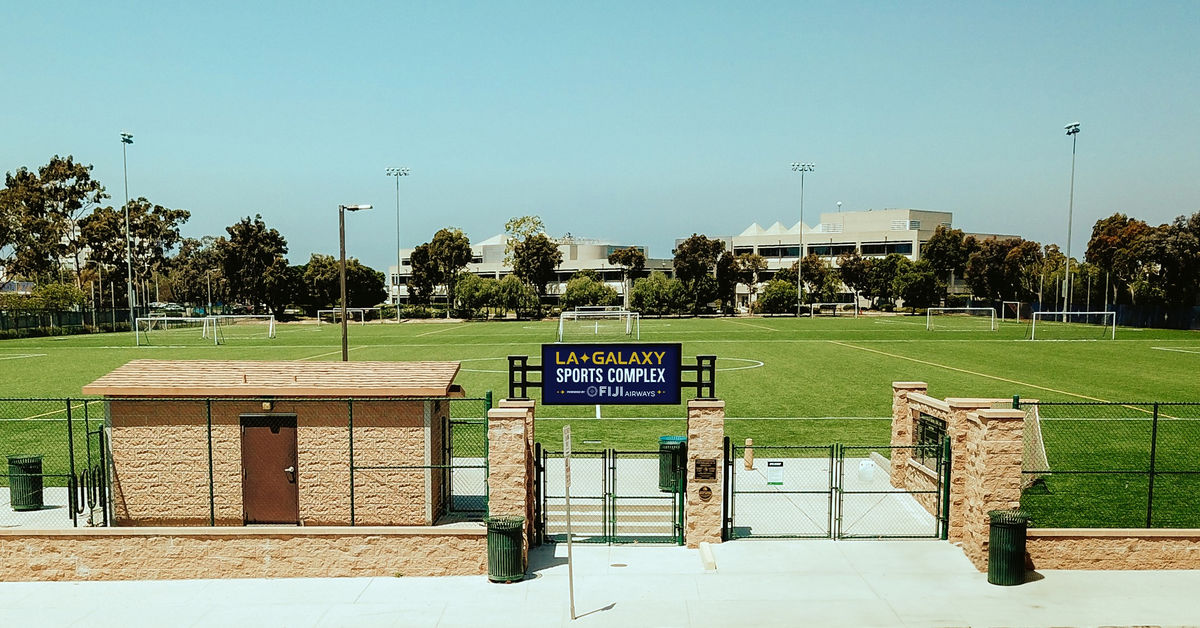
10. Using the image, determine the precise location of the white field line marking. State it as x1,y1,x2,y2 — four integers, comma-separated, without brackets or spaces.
0,353,46,360
415,324,469,337
296,346,366,361
17,400,97,421
720,319,780,332
1151,346,1200,355
826,340,1112,402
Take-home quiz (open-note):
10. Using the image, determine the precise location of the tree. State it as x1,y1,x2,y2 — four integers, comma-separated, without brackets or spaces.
262,259,302,317
405,243,438,306
0,157,108,287
755,279,798,315
869,253,909,307
607,246,646,308
965,237,1045,302
1087,213,1154,305
216,214,286,311
800,254,838,303
673,234,725,315
504,215,546,265
630,271,688,316
559,272,619,311
920,225,969,286
736,253,767,306
715,251,739,314
167,236,223,308
836,251,872,308
893,259,940,313
512,233,563,310
455,272,497,318
494,273,538,318
428,228,473,312
299,253,385,311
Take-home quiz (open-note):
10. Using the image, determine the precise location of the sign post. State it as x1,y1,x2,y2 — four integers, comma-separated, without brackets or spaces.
563,425,576,620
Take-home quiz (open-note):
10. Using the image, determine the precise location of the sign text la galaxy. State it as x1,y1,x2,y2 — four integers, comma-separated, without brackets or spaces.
541,343,682,405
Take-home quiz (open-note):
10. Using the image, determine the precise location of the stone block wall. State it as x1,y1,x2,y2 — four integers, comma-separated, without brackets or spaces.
0,526,486,581
685,400,724,548
487,405,532,562
1026,530,1200,569
959,408,1025,570
109,398,436,527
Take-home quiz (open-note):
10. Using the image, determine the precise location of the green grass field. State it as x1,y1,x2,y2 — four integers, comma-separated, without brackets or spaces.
2,314,1197,526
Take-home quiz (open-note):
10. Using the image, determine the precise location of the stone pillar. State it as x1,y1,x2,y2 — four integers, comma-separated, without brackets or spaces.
487,406,531,563
944,398,998,542
960,408,1025,571
685,399,725,548
890,382,927,487
498,398,537,547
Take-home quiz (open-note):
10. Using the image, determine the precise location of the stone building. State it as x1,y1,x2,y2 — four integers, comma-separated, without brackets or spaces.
82,360,465,527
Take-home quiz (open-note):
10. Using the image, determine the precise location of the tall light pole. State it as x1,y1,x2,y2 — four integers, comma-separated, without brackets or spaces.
385,167,410,322
339,204,372,361
120,132,135,329
1064,122,1081,319
791,162,815,315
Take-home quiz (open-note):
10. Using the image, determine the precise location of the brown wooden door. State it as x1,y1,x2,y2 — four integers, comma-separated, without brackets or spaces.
241,414,299,524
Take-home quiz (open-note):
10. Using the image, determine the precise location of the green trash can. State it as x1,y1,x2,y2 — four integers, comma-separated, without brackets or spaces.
486,515,526,583
658,436,687,492
987,509,1030,585
8,455,45,512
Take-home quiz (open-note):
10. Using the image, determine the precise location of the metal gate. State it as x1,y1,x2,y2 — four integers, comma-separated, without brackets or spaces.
535,445,684,545
725,439,949,540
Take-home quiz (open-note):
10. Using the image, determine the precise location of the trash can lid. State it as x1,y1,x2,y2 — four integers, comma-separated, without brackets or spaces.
485,515,526,529
7,454,44,462
988,509,1030,524
659,436,687,444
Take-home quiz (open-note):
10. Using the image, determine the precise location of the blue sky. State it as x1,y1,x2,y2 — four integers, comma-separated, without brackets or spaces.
3,1,1197,270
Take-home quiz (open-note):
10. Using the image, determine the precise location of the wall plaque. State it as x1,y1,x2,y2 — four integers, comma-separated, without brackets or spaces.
694,458,718,481
698,486,712,501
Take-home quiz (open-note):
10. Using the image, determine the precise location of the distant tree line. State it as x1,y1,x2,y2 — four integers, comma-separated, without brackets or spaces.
1,156,387,328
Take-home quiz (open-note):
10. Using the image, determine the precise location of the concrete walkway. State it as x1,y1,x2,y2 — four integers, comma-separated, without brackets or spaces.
2,540,1200,626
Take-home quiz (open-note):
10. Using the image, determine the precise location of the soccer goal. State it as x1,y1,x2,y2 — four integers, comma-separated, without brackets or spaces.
925,307,997,331
811,302,859,318
1030,311,1116,340
317,308,382,326
1001,301,1024,323
211,314,277,340
556,309,640,342
135,316,218,346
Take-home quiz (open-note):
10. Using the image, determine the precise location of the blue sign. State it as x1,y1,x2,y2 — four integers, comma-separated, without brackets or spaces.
541,343,682,405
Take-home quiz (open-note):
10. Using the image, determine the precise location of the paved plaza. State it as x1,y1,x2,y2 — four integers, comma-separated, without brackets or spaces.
3,539,1200,627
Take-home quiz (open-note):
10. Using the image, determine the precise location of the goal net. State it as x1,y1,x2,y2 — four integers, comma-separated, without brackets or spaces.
1030,311,1115,340
811,302,859,317
135,317,217,346
1001,301,1025,323
211,314,277,341
317,308,382,326
925,307,997,331
556,309,640,342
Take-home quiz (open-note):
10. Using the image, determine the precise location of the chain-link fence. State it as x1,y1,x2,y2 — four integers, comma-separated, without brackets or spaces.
0,395,491,529
1021,401,1200,528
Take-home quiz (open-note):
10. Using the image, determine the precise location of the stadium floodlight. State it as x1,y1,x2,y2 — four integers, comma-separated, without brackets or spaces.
386,167,410,323
120,131,136,336
1064,122,1081,319
339,204,372,361
790,162,815,316
926,307,997,332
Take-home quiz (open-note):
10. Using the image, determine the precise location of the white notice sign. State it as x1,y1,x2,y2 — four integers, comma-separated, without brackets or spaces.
767,460,784,486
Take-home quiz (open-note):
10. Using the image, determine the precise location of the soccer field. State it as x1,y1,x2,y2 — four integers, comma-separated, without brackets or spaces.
0,314,1196,417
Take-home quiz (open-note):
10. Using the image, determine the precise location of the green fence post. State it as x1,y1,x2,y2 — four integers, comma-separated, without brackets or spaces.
485,390,493,412
66,399,77,527
1147,402,1159,527
940,435,951,540
1012,395,1020,410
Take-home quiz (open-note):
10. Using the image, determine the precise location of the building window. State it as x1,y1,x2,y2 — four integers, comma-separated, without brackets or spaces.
758,245,800,258
733,247,756,256
860,242,913,256
915,413,946,470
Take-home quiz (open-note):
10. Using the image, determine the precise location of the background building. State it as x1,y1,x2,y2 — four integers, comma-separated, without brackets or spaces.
389,234,672,305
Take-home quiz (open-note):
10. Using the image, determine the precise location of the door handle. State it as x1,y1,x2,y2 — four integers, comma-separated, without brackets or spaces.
284,466,296,482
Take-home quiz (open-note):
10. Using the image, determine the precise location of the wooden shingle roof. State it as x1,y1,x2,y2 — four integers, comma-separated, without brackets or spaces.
82,360,461,397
